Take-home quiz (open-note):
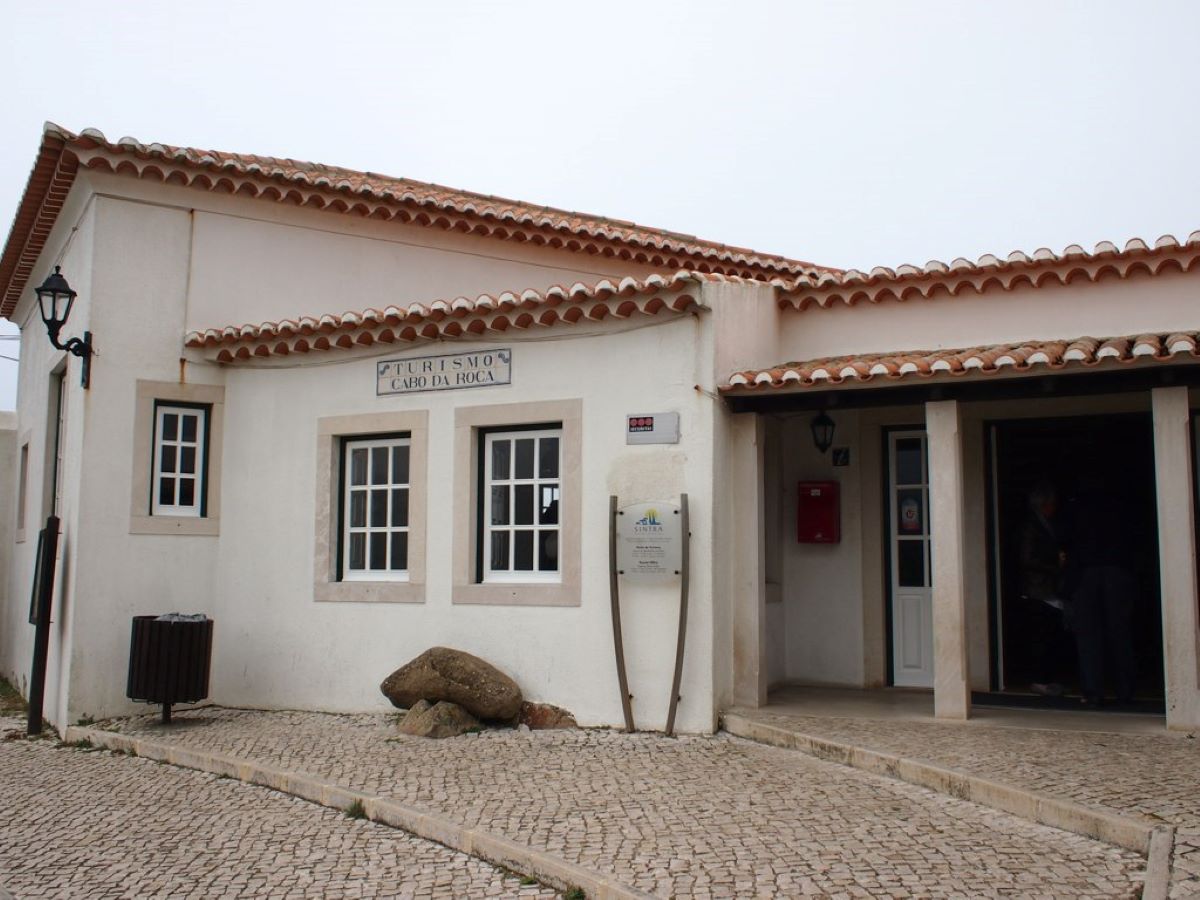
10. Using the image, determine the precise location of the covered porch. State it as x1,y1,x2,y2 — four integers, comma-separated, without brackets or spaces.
723,343,1200,731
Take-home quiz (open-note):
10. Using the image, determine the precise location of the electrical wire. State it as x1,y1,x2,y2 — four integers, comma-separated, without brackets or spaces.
182,307,704,372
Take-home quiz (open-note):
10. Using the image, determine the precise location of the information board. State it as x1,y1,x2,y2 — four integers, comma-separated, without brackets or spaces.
616,500,683,579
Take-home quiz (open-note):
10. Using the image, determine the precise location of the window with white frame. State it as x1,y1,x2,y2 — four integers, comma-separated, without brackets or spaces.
152,404,208,517
481,427,561,582
342,435,410,581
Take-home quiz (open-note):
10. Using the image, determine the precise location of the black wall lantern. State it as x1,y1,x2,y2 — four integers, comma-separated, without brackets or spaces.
36,266,92,388
810,411,836,454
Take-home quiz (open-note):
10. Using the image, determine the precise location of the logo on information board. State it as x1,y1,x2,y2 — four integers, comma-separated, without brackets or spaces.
635,509,662,529
617,500,682,579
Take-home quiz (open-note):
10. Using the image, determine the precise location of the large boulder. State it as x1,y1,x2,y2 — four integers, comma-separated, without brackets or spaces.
380,647,523,720
396,700,480,739
518,701,578,730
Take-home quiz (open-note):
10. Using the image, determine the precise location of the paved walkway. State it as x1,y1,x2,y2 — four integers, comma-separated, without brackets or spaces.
92,707,1147,898
725,688,1200,899
0,716,557,899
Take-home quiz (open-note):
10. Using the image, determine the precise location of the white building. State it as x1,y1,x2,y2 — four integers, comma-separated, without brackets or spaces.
2,123,1199,733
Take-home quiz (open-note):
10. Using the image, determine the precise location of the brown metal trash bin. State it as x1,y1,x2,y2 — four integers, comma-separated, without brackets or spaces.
126,615,213,723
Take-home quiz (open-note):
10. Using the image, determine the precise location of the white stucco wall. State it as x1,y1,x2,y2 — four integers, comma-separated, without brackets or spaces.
0,410,16,692
0,181,99,728
778,270,1200,362
777,412,867,686
59,195,227,724
0,177,729,731
82,172,663,334
209,314,717,732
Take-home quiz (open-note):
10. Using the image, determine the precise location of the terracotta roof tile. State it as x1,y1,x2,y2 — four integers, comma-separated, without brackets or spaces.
723,332,1200,392
2,123,830,316
186,271,712,363
779,233,1200,311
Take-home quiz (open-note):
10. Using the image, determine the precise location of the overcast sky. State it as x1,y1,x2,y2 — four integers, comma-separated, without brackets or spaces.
2,0,1198,409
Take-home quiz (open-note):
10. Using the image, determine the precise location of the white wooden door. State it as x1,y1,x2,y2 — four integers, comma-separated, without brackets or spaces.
889,430,934,687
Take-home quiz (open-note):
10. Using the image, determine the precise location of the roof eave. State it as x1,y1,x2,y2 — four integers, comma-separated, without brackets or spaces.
0,125,80,319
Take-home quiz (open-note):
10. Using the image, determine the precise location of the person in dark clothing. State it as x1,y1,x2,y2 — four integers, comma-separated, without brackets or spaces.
1018,481,1069,695
1062,479,1138,706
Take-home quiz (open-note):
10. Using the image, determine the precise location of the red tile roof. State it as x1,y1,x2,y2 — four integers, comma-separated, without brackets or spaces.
778,233,1200,311
186,271,717,363
1,123,831,317
723,333,1200,392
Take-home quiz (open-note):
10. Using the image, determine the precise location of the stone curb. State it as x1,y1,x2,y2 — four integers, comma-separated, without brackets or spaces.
1143,825,1176,900
64,726,654,900
720,713,1155,855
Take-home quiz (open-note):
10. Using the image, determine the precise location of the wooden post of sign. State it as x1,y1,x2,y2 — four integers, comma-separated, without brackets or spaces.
608,496,636,732
664,494,690,737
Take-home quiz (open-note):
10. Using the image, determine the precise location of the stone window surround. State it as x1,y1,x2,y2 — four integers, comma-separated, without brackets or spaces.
15,428,31,543
129,380,225,536
314,410,428,604
452,398,582,607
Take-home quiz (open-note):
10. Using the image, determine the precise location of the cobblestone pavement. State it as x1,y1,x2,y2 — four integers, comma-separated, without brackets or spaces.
735,710,1200,826
1171,829,1200,899
0,716,557,899
104,708,1145,898
733,708,1200,897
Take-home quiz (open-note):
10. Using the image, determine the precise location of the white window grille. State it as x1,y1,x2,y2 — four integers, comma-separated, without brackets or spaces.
342,436,410,581
482,428,561,583
152,405,207,517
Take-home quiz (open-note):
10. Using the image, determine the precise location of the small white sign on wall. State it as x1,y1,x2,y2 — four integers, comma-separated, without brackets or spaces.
377,349,511,395
616,501,683,579
626,412,680,445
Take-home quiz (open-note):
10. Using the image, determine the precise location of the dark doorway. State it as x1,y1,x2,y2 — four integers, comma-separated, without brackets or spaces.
986,414,1164,711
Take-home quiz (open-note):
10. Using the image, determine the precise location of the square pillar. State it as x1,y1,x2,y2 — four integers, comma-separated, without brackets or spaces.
1151,386,1200,730
731,413,768,708
926,400,971,720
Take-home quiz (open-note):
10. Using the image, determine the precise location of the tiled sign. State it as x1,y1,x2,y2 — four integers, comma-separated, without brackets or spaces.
377,349,512,395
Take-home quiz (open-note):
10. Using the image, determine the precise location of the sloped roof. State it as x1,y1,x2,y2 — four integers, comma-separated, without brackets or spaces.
723,332,1200,392
777,232,1200,311
0,123,831,318
185,271,731,363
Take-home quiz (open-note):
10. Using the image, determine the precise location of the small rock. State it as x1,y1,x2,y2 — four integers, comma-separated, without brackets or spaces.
395,700,480,739
380,647,523,720
518,701,578,730
397,699,432,725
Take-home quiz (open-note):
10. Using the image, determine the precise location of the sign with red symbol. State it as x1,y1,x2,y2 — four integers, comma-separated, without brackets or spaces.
625,412,680,445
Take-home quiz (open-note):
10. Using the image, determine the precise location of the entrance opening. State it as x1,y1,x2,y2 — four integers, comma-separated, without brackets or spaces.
987,414,1164,711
